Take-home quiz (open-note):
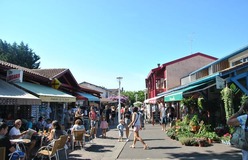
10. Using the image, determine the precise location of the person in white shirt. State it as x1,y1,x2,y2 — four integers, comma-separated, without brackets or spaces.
9,119,27,139
9,119,36,159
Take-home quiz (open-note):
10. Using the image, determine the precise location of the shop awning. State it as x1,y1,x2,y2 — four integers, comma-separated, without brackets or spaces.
164,83,206,102
144,95,164,104
77,92,100,101
100,97,116,103
15,82,76,103
0,79,41,105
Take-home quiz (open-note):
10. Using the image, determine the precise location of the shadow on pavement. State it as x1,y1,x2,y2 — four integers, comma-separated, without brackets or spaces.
85,144,115,152
149,146,181,150
167,150,241,160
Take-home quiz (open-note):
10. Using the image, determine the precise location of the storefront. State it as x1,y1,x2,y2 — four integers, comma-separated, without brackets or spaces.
0,79,41,124
14,81,76,127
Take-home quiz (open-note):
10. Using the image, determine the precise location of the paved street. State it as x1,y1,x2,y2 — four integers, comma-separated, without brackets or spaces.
67,123,242,160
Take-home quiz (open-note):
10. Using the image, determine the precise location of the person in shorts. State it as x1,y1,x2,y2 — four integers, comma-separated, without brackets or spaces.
123,106,132,142
128,107,148,150
160,104,167,131
89,106,97,139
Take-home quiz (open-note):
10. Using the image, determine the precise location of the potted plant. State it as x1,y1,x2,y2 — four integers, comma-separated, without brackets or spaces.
189,114,199,132
195,137,208,147
178,137,194,146
221,133,231,145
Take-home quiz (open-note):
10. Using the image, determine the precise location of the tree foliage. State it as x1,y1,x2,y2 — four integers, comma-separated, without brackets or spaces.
122,90,145,106
0,39,40,69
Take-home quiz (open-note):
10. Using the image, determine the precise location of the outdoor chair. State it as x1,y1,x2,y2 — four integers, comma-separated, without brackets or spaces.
0,147,5,160
72,130,85,150
33,139,60,160
56,135,69,160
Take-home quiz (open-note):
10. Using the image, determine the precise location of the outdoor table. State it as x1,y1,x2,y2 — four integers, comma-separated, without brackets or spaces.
10,139,31,151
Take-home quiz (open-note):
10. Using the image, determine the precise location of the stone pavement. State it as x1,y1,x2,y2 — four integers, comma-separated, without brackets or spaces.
67,123,242,160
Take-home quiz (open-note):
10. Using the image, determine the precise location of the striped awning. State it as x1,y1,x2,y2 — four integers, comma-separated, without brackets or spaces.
15,82,76,103
0,79,41,105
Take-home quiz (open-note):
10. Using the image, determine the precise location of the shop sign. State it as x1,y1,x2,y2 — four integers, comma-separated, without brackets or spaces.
6,69,23,83
216,76,225,89
40,95,76,102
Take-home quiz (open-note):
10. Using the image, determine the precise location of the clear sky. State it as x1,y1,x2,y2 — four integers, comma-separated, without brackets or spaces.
0,1,248,91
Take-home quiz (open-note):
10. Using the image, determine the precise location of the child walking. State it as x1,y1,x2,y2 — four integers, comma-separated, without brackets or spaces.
117,119,125,142
100,116,108,138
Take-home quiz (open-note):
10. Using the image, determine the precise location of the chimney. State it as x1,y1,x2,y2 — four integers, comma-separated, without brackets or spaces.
157,63,160,67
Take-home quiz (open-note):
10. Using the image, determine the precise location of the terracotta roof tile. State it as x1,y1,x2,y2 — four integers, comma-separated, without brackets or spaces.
32,69,68,79
0,60,46,78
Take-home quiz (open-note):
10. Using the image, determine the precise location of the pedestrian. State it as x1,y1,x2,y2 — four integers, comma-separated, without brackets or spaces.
74,107,84,122
100,116,108,138
123,106,132,141
111,106,116,125
166,104,175,127
128,107,149,150
160,103,167,131
227,99,248,160
102,105,111,125
89,106,97,139
139,107,145,129
117,119,125,142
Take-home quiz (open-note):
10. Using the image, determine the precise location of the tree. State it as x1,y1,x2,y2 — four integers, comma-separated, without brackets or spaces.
122,90,145,106
0,39,40,69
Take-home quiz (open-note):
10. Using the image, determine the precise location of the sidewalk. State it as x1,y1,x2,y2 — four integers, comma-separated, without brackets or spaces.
67,124,127,160
67,123,242,160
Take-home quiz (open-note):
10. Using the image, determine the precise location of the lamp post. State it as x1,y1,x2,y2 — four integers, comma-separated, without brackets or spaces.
117,77,123,122
135,94,138,102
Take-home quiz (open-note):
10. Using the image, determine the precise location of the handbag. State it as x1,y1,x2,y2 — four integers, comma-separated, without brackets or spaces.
132,113,139,129
230,115,248,150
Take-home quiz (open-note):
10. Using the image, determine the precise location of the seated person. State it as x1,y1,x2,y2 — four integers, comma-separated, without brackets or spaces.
45,119,52,132
72,119,85,134
36,116,47,131
9,119,36,159
46,120,67,144
0,122,25,160
71,119,86,146
25,116,35,130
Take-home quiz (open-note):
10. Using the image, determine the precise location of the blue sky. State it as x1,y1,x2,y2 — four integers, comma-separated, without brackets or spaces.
0,1,248,91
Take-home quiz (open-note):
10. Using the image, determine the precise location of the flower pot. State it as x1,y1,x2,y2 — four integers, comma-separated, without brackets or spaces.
198,141,205,147
190,126,200,132
190,126,197,131
208,138,213,144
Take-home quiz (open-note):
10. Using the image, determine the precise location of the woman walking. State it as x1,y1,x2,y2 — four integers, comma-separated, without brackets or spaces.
227,99,248,160
128,107,148,149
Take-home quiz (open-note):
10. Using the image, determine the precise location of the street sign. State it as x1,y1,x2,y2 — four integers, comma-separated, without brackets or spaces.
51,78,61,89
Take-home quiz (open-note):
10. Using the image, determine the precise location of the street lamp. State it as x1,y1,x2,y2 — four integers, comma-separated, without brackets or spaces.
117,77,123,122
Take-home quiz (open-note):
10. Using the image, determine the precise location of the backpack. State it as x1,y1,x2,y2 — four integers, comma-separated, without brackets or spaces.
230,115,248,150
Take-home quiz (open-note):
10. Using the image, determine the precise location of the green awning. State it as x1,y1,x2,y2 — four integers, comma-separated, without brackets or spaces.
15,82,76,103
164,84,204,102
